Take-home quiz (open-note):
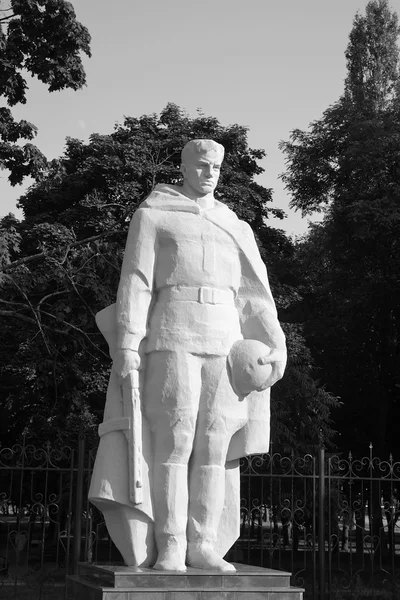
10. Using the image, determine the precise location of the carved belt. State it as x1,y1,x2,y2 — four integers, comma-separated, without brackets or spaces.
158,286,235,305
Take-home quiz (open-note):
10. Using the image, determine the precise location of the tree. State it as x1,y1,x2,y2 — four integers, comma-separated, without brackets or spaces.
281,0,400,216
0,0,91,184
0,104,339,453
280,0,400,457
345,0,400,112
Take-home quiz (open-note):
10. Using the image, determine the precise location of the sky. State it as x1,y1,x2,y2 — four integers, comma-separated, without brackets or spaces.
1,0,398,235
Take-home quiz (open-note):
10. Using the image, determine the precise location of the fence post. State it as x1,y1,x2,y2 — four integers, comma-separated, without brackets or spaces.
73,438,85,574
318,445,325,600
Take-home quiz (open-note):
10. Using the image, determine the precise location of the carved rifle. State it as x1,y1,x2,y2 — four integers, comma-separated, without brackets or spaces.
122,370,143,505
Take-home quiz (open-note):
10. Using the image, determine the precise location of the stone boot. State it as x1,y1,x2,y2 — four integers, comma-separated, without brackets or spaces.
152,462,188,571
187,464,235,572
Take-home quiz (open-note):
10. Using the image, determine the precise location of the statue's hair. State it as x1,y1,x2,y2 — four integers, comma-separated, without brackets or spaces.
181,139,225,165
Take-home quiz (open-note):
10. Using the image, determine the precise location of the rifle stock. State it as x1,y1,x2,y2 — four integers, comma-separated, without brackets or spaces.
122,371,143,505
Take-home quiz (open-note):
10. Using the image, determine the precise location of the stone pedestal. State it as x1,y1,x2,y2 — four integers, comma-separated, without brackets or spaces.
67,562,304,599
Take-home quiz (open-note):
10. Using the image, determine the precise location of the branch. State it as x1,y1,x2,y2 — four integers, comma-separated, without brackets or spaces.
74,332,109,365
0,12,14,22
75,253,100,273
96,252,121,274
36,289,69,309
0,307,109,360
0,290,72,322
0,310,65,334
43,258,97,320
73,249,120,276
4,273,51,355
64,270,96,319
39,309,110,359
0,298,28,309
0,223,128,274
97,203,127,209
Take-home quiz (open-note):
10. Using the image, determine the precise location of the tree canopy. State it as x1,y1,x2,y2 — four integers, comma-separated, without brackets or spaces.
0,0,91,184
280,0,400,456
0,104,339,452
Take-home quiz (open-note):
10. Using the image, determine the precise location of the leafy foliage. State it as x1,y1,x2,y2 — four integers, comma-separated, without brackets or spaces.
280,0,400,455
18,104,285,230
345,0,400,111
0,0,91,184
0,104,339,452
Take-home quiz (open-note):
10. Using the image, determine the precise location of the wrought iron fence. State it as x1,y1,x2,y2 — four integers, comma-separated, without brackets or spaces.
1,440,400,599
231,447,400,599
0,440,118,600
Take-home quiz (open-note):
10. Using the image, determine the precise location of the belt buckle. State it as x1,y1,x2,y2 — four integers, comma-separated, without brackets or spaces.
198,287,215,304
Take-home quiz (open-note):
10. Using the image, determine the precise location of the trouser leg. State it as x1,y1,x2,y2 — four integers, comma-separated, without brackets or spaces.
144,351,200,571
152,462,188,570
187,464,235,571
187,355,245,571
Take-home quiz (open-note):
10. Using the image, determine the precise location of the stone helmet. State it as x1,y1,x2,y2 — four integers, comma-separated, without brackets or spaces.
227,339,273,396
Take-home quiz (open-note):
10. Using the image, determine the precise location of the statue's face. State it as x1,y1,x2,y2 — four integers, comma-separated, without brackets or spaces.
181,150,222,196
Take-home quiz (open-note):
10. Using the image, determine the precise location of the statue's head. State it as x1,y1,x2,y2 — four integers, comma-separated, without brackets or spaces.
181,139,225,197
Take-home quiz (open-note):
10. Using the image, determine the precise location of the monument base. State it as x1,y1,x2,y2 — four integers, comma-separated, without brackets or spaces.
67,562,304,599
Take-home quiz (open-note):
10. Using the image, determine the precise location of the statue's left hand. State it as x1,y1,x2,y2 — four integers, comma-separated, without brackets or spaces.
257,350,286,390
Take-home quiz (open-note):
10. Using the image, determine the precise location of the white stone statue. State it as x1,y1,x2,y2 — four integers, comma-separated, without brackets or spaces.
89,139,286,572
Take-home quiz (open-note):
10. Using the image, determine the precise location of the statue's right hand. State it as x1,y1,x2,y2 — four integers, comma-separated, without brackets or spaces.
113,348,141,380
